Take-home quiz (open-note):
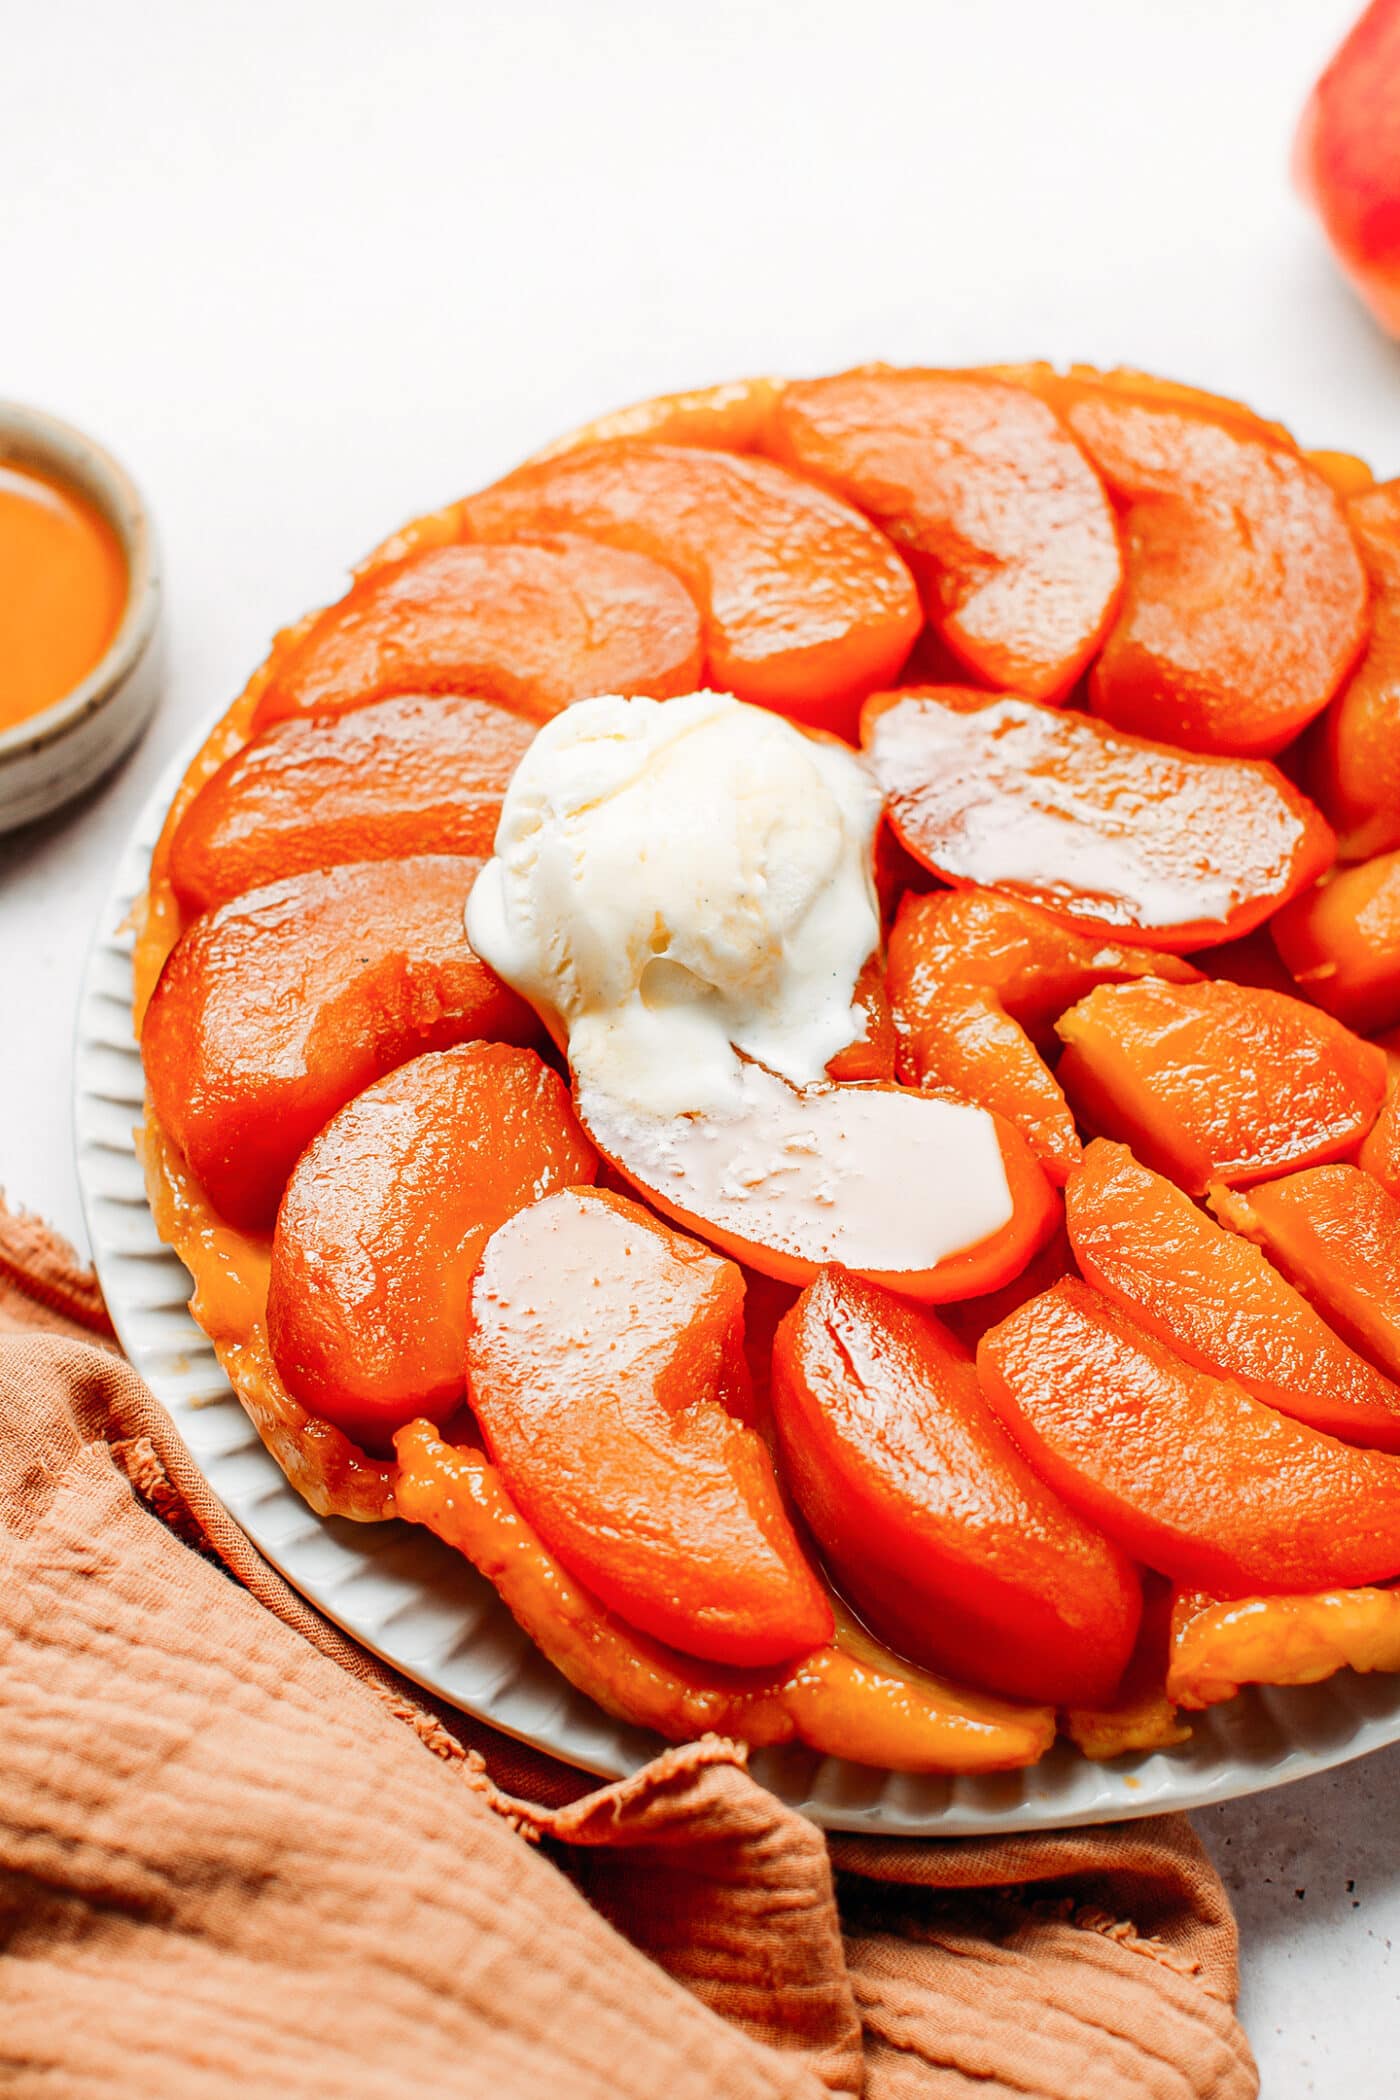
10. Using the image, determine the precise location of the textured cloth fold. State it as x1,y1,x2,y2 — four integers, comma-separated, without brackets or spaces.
0,1201,1257,2098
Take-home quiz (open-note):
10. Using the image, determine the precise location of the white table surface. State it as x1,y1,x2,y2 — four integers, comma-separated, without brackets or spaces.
4,1,1399,2088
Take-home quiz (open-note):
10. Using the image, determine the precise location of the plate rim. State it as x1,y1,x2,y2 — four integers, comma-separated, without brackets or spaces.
72,725,1400,1835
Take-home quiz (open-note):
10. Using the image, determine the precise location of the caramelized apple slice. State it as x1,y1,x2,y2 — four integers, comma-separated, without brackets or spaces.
525,375,783,462
142,1106,395,1523
168,694,536,918
766,367,1122,701
394,1419,1055,1772
891,888,1203,1047
939,1224,1077,1352
1312,482,1400,859
825,952,897,1082
770,1269,1140,1705
888,888,1200,1181
978,1278,1400,1592
893,989,1084,1185
1067,1140,1400,1448
267,1043,596,1448
1360,1086,1400,1200
1056,978,1386,1193
1305,450,1376,500
864,686,1334,951
575,1062,1058,1302
142,858,540,1229
1168,1586,1400,1709
1045,374,1368,756
991,363,1291,443
1271,849,1400,1035
254,536,703,727
1211,1166,1400,1384
461,441,921,734
465,1186,829,1668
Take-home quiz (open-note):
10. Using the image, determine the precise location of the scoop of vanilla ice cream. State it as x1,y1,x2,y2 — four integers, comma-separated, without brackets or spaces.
465,691,882,1117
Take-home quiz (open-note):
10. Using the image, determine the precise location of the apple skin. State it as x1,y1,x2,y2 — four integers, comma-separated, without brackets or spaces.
1295,0,1400,338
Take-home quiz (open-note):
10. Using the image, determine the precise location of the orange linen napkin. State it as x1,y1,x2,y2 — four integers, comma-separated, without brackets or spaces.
0,1197,1257,2099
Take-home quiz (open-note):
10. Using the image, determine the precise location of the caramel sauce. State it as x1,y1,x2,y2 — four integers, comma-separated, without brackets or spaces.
0,460,127,731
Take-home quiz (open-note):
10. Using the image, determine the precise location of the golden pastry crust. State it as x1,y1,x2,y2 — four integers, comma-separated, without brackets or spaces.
394,1419,1055,1771
1169,1586,1400,1709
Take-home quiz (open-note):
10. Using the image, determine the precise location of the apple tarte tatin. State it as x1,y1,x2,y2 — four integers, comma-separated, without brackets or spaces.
136,365,1400,1774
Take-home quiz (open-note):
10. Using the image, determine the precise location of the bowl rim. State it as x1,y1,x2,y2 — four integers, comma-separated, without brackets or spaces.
0,398,162,765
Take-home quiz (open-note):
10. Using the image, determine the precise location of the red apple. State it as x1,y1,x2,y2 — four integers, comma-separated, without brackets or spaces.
1295,0,1400,338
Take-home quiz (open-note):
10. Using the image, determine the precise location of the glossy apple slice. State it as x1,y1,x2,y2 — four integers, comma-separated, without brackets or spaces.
770,1268,1140,1705
1168,1586,1400,1710
991,363,1291,443
525,375,783,462
1311,481,1400,859
1067,1139,1400,1448
892,986,1085,1185
142,857,540,1229
142,1110,395,1522
168,693,536,918
575,1062,1058,1302
888,888,1200,1181
464,1186,829,1668
1045,374,1368,756
978,1278,1400,1592
825,952,897,1082
393,1419,1055,1771
864,686,1334,951
1056,978,1386,1193
1271,848,1400,1035
765,366,1122,701
890,888,1203,1046
254,536,703,727
1211,1165,1400,1384
267,1042,596,1448
461,440,921,734
939,1224,1077,1352
1304,449,1376,499
1360,1086,1400,1200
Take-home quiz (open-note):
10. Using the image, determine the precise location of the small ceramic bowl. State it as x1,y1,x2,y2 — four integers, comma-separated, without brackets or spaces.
0,401,163,834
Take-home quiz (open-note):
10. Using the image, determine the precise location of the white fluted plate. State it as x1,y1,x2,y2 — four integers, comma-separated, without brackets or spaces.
74,739,1400,1833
